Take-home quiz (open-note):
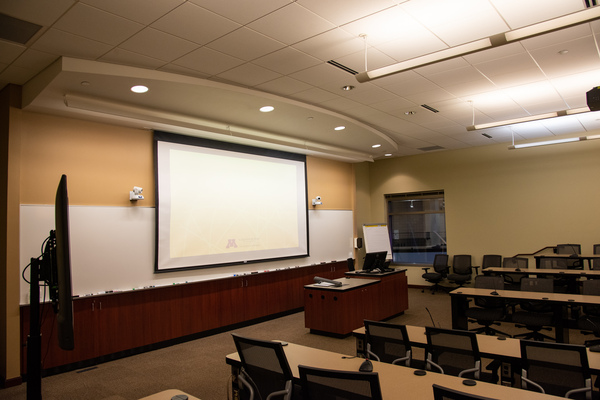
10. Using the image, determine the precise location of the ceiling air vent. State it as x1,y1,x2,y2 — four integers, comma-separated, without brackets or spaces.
421,104,439,113
482,133,493,139
419,145,445,152
0,13,42,44
327,60,358,75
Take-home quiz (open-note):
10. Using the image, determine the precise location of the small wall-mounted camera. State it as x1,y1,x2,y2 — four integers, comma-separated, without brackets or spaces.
312,196,322,206
130,186,144,201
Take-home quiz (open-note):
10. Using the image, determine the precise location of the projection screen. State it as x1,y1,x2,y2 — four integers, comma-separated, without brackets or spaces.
154,131,309,272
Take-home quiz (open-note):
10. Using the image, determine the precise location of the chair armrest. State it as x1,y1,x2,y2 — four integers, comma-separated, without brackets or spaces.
473,266,480,275
426,358,444,374
422,267,431,273
265,380,292,400
521,375,545,394
238,371,255,400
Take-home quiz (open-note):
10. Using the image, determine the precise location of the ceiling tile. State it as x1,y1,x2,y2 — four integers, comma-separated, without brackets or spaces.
474,52,546,88
151,2,240,46
100,48,167,70
216,63,282,87
0,41,26,64
254,76,313,96
530,36,600,78
80,0,184,25
489,0,584,30
118,27,198,62
252,47,322,75
30,28,112,58
53,3,144,46
172,47,245,76
188,0,291,25
298,0,397,26
292,28,364,62
248,3,336,46
401,0,508,46
206,27,286,61
1,0,75,26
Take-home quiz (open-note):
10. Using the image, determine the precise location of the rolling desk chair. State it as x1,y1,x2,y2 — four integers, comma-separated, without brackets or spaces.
593,244,600,270
424,327,482,380
577,279,600,346
556,243,583,270
463,275,510,337
501,256,528,290
512,278,555,341
422,254,450,294
231,333,294,400
363,320,414,368
298,365,383,400
481,254,502,270
520,340,593,399
447,255,474,287
432,384,497,400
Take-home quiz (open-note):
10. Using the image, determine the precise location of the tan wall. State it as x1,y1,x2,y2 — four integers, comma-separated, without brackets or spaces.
306,156,354,210
362,138,600,284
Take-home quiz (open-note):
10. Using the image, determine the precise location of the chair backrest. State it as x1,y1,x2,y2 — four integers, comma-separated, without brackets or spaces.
298,365,383,400
538,257,567,269
364,320,412,367
502,257,528,269
432,384,497,400
520,340,591,398
425,327,480,379
433,254,449,274
520,277,553,293
556,244,581,255
593,244,600,270
473,275,504,308
581,280,600,318
452,255,472,275
481,254,502,269
232,333,293,400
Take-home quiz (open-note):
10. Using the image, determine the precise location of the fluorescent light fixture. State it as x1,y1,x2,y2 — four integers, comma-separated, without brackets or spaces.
356,7,600,83
508,134,600,150
356,38,493,82
505,6,600,42
467,107,593,131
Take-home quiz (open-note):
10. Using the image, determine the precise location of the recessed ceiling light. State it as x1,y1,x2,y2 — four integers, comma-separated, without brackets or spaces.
334,126,345,131
131,85,148,93
260,106,274,112
342,85,355,91
558,49,569,55
80,81,90,87
385,153,392,157
405,111,416,115
372,144,381,148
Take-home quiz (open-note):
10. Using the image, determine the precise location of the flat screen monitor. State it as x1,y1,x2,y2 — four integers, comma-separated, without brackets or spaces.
54,174,75,350
362,251,388,272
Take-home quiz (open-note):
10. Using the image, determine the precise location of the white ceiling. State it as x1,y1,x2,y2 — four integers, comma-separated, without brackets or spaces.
2,0,600,162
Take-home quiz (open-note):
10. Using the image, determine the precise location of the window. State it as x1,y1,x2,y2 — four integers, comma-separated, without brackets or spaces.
386,191,446,265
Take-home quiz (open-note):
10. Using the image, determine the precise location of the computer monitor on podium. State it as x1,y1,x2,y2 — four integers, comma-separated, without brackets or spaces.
362,251,388,272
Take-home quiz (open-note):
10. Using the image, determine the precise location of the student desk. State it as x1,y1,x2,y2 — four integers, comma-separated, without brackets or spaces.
483,268,600,278
450,287,600,343
139,389,200,399
225,342,561,399
352,325,600,374
534,254,600,269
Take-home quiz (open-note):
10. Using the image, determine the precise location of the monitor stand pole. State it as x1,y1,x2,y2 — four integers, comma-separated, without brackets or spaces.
27,257,42,400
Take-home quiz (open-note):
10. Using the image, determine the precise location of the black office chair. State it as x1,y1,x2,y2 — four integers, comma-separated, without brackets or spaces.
432,384,497,400
481,254,502,270
557,243,583,269
298,365,383,400
424,327,482,380
512,278,555,341
422,254,449,294
447,255,474,287
463,275,510,337
501,256,528,289
577,279,600,345
363,320,414,368
593,244,600,271
232,333,294,400
520,340,594,399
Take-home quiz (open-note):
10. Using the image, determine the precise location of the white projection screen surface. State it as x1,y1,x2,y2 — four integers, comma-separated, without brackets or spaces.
154,132,309,272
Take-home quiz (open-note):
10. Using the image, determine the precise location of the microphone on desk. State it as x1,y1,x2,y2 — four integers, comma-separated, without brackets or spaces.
359,358,373,372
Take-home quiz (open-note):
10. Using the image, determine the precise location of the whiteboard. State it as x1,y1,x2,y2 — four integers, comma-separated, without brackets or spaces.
362,223,392,257
19,205,353,304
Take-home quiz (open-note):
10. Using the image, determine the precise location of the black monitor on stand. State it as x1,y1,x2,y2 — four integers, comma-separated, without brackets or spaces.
362,251,388,272
26,175,75,400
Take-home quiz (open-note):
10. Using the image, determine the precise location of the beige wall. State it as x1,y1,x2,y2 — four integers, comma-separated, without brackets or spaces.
360,137,600,284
